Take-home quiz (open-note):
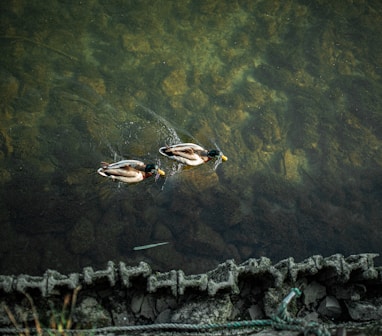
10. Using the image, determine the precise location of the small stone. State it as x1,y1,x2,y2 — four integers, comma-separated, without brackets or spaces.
78,75,106,96
282,149,307,182
303,311,319,322
140,295,156,320
248,304,264,320
121,33,151,53
303,281,327,306
75,297,111,327
155,296,169,313
109,302,132,326
318,296,342,319
162,69,188,96
171,295,232,324
345,299,382,321
155,308,172,323
332,284,366,301
131,292,144,314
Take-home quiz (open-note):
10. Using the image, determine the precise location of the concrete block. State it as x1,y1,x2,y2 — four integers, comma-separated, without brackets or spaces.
83,261,116,286
177,270,208,295
147,270,177,296
239,257,282,287
15,274,46,296
0,275,14,293
45,270,80,296
345,253,379,280
119,261,151,287
207,259,239,296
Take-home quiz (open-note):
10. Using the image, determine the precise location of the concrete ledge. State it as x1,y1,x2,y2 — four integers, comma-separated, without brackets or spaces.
0,253,380,297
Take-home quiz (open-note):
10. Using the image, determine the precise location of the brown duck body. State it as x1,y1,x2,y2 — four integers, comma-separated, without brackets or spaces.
159,143,227,166
97,160,165,183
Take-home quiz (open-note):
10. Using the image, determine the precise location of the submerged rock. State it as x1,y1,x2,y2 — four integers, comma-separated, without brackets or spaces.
162,69,188,96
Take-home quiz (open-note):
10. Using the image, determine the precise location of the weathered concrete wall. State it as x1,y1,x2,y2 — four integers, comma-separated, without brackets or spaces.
0,254,381,335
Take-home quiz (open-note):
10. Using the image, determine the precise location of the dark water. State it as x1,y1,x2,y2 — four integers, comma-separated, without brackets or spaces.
1,0,382,276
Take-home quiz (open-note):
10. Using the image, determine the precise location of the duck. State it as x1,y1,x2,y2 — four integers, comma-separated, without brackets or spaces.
159,143,228,166
97,159,165,184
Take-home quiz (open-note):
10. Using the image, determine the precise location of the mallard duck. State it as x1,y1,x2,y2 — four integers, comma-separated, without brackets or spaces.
97,160,165,184
159,143,228,166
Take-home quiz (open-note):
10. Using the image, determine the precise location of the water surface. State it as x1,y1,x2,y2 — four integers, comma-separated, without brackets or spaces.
1,0,382,275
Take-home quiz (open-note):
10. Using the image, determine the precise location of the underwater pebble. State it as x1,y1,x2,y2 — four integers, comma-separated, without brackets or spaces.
162,69,188,96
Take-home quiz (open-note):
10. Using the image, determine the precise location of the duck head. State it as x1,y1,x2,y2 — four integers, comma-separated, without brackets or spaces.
207,149,228,161
145,164,165,176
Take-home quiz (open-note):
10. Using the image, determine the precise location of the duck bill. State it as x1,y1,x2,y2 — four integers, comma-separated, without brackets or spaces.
221,154,228,161
157,168,166,176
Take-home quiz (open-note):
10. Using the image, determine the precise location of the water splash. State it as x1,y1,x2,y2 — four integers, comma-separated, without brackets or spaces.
134,103,182,145
212,141,226,171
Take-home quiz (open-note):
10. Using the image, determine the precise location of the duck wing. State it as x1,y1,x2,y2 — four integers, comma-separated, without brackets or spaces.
98,160,144,178
159,143,206,165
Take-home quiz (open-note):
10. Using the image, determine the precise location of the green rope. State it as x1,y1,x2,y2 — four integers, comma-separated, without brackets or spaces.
0,288,331,336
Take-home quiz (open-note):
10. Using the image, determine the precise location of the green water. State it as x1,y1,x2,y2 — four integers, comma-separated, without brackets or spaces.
0,0,382,275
